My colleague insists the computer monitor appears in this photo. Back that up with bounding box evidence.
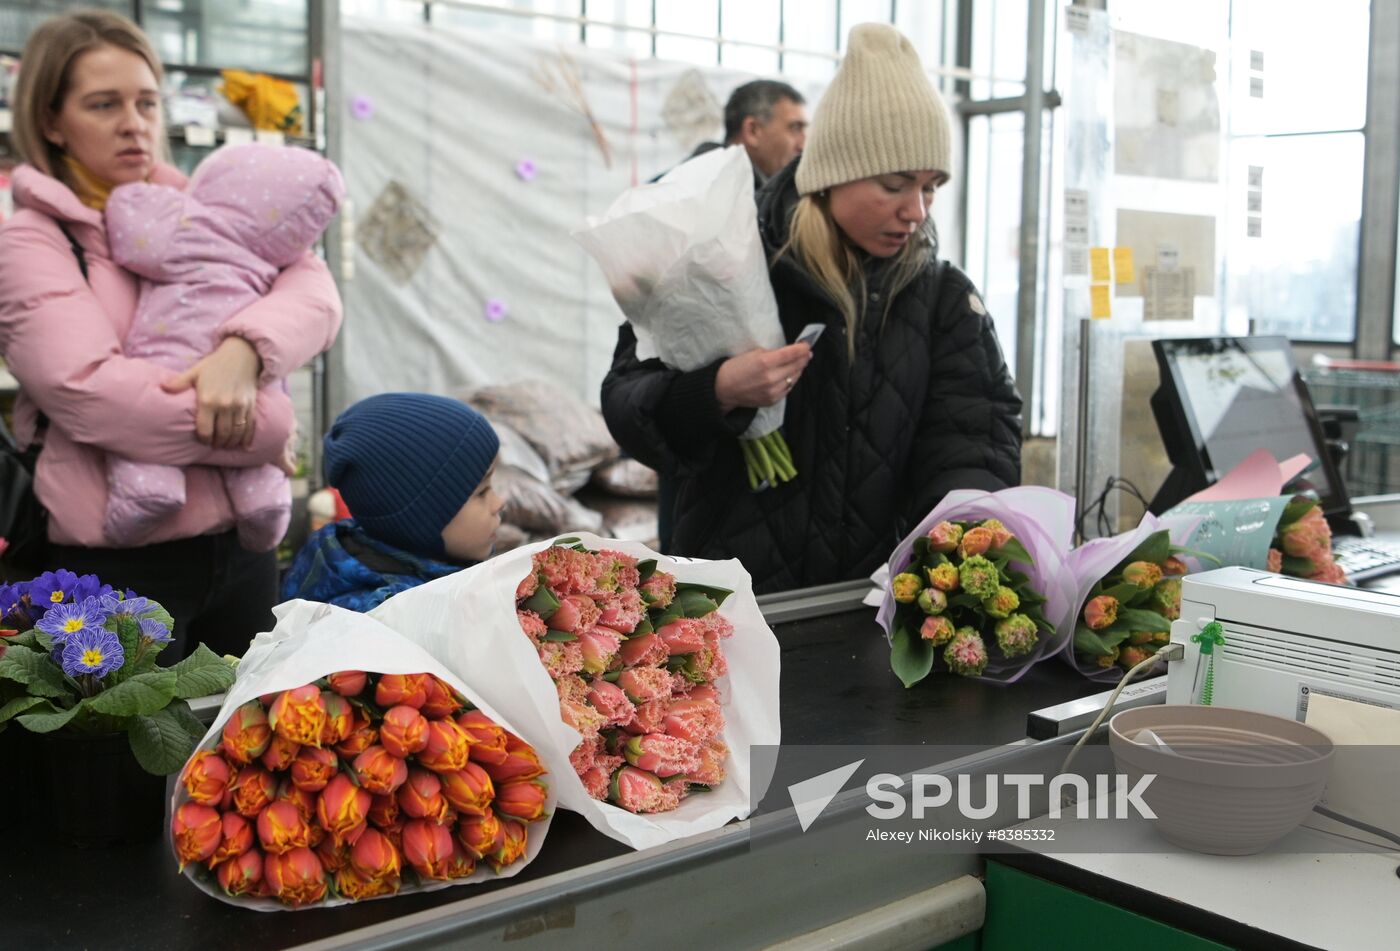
[1147,335,1349,515]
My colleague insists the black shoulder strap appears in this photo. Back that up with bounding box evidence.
[56,222,89,282]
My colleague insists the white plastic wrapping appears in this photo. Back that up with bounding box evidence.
[572,146,785,440]
[370,531,780,851]
[172,600,556,910]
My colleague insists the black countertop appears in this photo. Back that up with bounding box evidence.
[6,603,1104,949]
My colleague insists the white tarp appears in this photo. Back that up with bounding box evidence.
[335,19,806,412]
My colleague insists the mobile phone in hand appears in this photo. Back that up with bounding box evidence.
[797,323,826,347]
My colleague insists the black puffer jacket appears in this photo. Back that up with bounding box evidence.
[601,161,1022,593]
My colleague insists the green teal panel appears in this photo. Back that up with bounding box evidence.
[981,861,1231,951]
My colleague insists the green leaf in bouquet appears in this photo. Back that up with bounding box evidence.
[0,695,51,723]
[523,584,560,620]
[33,629,55,652]
[16,701,83,733]
[104,614,144,684]
[629,614,654,638]
[1074,624,1115,656]
[673,588,720,619]
[552,536,582,547]
[995,537,1034,566]
[128,707,200,775]
[1100,581,1145,606]
[1170,544,1221,567]
[636,559,658,583]
[650,602,685,628]
[1113,608,1172,634]
[1122,530,1171,567]
[1006,570,1031,588]
[1283,555,1316,576]
[1280,496,1317,526]
[672,582,733,608]
[949,593,983,611]
[890,623,935,688]
[0,645,72,699]
[171,644,236,700]
[542,630,578,643]
[85,669,178,717]
[912,536,931,563]
[601,670,623,683]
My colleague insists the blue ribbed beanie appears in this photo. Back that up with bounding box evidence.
[322,393,500,558]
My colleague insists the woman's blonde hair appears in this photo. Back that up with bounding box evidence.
[774,190,938,359]
[11,9,165,182]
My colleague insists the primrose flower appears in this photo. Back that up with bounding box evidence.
[59,625,124,678]
[29,569,79,607]
[36,598,108,646]
[138,617,173,644]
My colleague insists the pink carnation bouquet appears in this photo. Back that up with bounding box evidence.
[877,487,1077,686]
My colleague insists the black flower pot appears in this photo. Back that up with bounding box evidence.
[38,730,166,848]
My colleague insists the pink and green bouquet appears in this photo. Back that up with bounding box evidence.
[878,487,1077,687]
[1267,496,1347,585]
[1065,515,1209,681]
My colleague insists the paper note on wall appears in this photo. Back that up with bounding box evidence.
[1090,284,1112,319]
[1141,266,1196,321]
[1090,247,1111,283]
[1116,209,1215,298]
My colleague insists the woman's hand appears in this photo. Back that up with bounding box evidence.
[714,343,813,414]
[161,336,263,449]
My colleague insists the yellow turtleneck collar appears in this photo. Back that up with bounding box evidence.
[62,155,118,211]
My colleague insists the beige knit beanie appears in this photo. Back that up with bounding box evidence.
[795,23,953,196]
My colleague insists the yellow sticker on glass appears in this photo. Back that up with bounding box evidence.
[1090,283,1112,319]
[1090,247,1112,283]
[1113,246,1135,284]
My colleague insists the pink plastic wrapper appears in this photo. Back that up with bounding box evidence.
[876,487,1079,684]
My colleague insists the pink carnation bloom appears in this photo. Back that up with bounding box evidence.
[538,641,585,680]
[580,765,612,800]
[609,766,668,813]
[1309,560,1349,586]
[560,697,607,741]
[532,546,599,595]
[578,627,623,674]
[926,521,963,553]
[555,674,590,705]
[587,679,637,727]
[662,697,724,744]
[591,550,641,596]
[683,684,721,704]
[700,611,734,639]
[958,526,995,559]
[549,594,601,635]
[639,571,676,608]
[685,739,728,786]
[1281,507,1332,559]
[624,733,702,777]
[617,667,673,703]
[516,573,539,601]
[569,735,603,774]
[597,589,645,634]
[623,698,670,735]
[517,610,547,643]
[657,618,707,656]
[654,780,687,812]
[618,634,668,668]
[944,630,989,677]
[920,615,954,645]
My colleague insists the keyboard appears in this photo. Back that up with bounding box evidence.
[1331,535,1400,583]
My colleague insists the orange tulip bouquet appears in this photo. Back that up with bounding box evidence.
[370,532,781,851]
[170,602,554,909]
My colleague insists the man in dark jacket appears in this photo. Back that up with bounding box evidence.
[665,80,808,189]
[602,26,1021,595]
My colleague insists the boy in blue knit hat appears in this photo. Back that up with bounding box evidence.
[281,393,503,612]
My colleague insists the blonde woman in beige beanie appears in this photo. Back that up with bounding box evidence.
[603,23,1021,594]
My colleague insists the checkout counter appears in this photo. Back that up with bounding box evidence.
[7,565,1398,949]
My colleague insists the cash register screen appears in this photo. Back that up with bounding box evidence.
[1155,336,1345,512]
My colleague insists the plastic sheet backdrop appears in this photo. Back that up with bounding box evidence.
[369,532,780,851]
[335,19,819,413]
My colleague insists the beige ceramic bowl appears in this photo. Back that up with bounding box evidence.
[1109,705,1334,855]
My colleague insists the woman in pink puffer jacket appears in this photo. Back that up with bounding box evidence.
[0,11,342,658]
[104,143,344,550]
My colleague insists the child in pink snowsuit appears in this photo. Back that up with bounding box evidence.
[104,142,345,550]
